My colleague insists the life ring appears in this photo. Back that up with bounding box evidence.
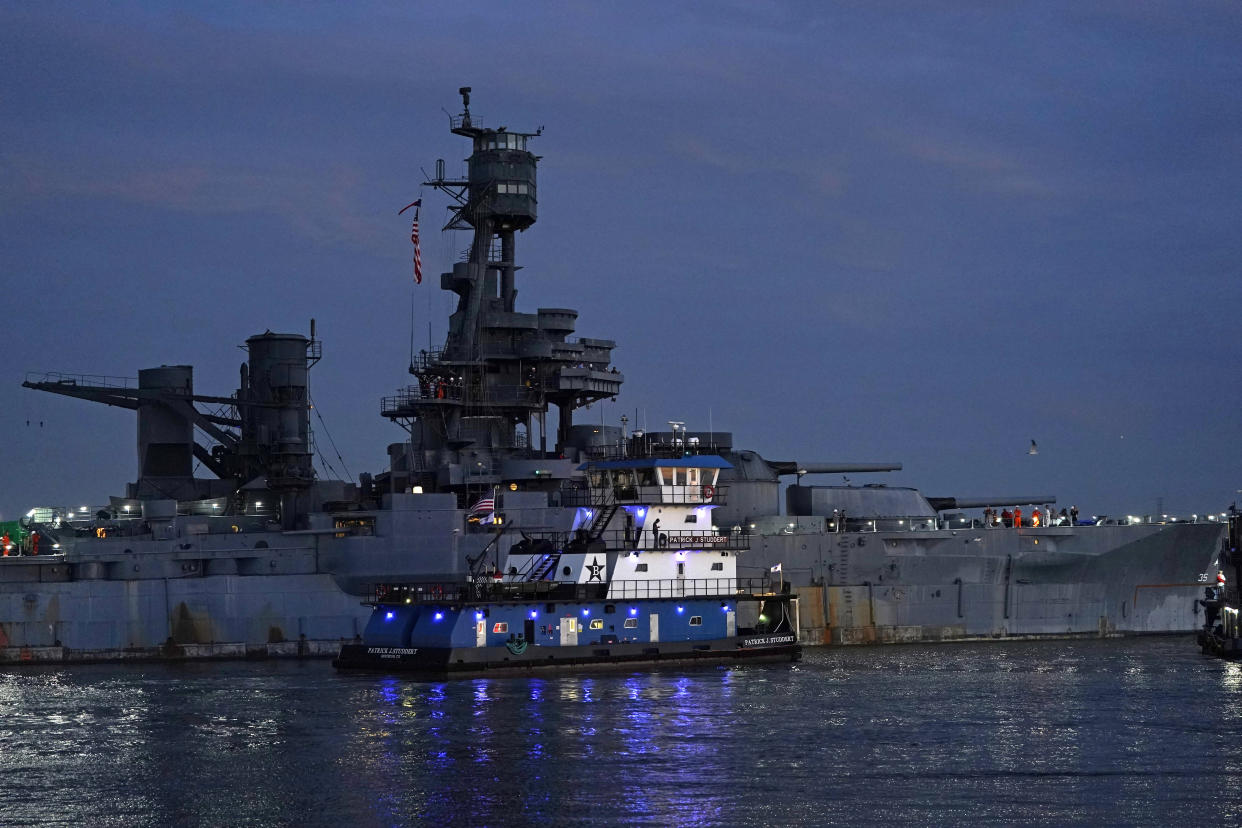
[702,485,715,500]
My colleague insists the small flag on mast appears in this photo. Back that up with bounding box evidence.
[469,492,497,525]
[411,203,422,284]
[770,562,782,573]
[400,199,423,284]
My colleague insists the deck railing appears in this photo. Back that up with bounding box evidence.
[369,576,784,606]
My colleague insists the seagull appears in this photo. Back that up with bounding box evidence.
[1028,440,1038,455]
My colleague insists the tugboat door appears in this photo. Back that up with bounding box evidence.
[559,617,578,646]
[524,617,535,643]
[649,613,659,643]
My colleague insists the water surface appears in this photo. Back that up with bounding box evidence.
[1,637,1237,826]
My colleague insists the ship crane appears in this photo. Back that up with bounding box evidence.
[23,327,321,524]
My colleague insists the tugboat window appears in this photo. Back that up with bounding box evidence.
[562,566,572,576]
[635,563,648,572]
[685,514,697,523]
[623,618,638,628]
[492,622,508,634]
[711,562,723,571]
[689,616,702,626]
[589,619,604,630]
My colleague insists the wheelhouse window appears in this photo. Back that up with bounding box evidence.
[623,618,638,629]
[589,619,604,630]
[635,563,648,572]
[711,562,723,571]
[492,622,508,634]
[689,616,703,626]
[484,133,527,151]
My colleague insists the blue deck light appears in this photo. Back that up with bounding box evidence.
[582,608,591,617]
[385,611,395,621]
[433,611,444,621]
[676,606,685,614]
[475,611,484,621]
[628,607,638,616]
[529,609,538,620]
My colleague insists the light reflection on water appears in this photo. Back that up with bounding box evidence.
[2,639,1242,825]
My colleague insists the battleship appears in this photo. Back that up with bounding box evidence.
[1,88,1226,665]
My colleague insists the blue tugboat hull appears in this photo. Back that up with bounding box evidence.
[333,634,799,677]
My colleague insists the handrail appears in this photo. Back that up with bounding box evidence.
[24,371,136,389]
[560,484,728,507]
[369,576,784,605]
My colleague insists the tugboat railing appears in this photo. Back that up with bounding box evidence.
[511,527,751,552]
[560,484,728,507]
[368,576,781,605]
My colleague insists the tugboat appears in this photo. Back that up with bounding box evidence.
[1197,508,1242,658]
[333,439,801,676]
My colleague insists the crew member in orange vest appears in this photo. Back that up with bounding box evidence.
[30,531,38,556]
[1032,508,1041,527]
[1013,507,1022,528]
[1,532,9,556]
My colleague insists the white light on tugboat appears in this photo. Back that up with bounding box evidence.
[79,506,88,512]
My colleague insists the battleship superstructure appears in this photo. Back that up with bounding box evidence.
[1,89,1226,664]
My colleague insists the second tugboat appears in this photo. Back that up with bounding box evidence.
[334,442,800,675]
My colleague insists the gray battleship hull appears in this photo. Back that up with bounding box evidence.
[753,521,1223,644]
[1,512,1222,664]
[0,536,369,664]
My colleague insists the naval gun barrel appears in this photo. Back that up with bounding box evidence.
[927,496,1057,511]
[769,461,903,476]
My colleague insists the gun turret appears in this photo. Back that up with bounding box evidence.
[768,461,902,476]
[926,496,1056,511]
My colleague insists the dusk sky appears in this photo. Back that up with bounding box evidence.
[2,2,1239,521]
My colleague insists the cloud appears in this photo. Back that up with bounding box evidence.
[4,153,390,249]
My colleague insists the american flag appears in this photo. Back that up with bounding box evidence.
[468,495,495,515]
[410,203,422,284]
